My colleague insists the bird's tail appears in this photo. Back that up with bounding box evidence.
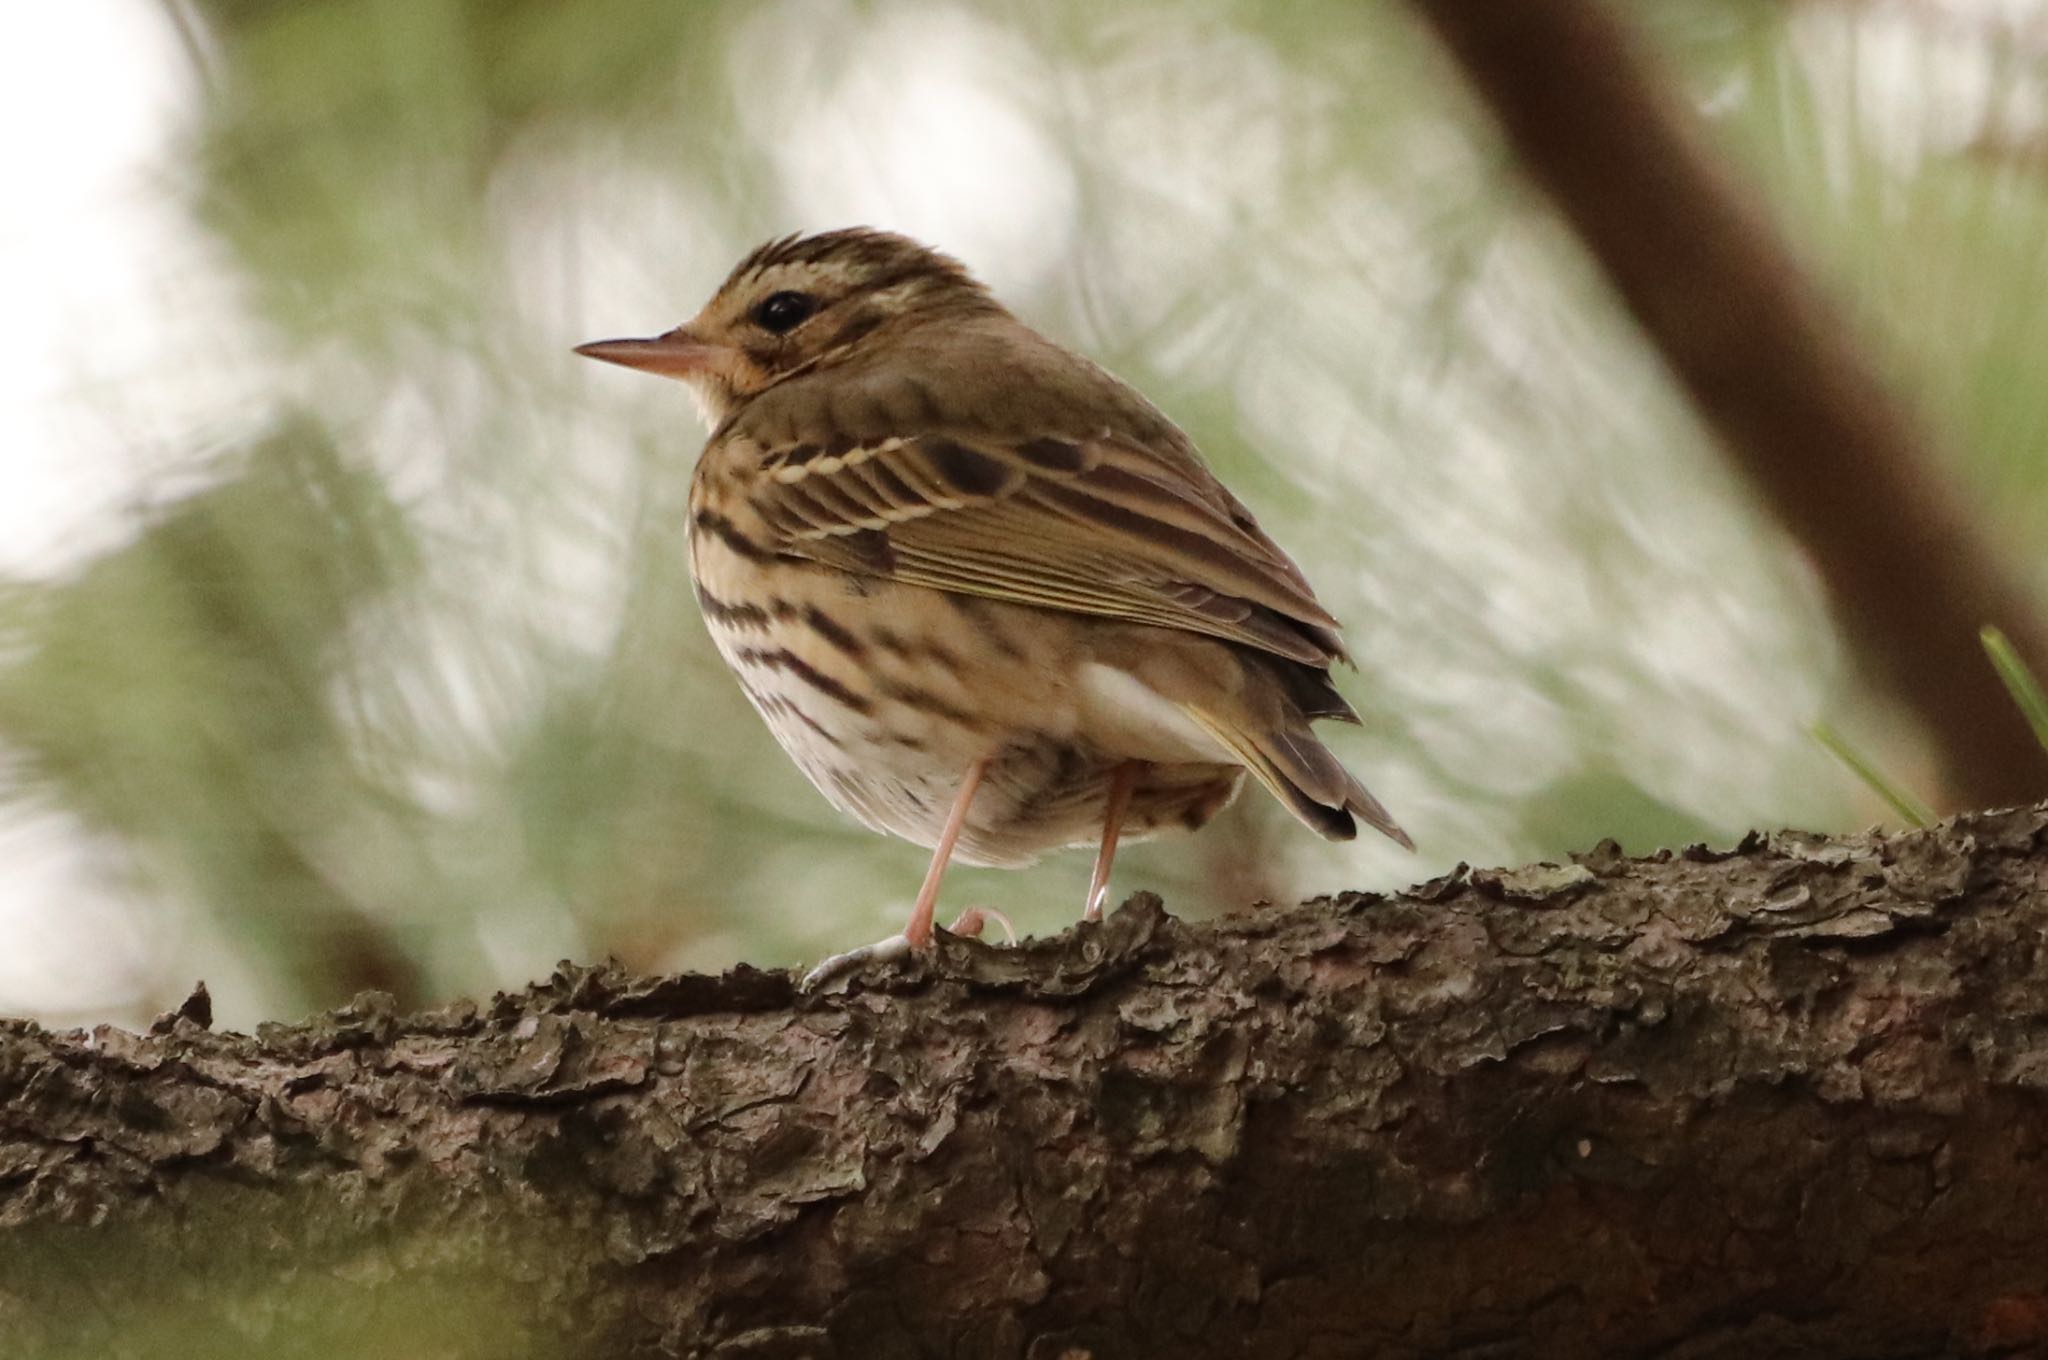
[1181,701,1412,850]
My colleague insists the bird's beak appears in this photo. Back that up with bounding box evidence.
[573,328,728,379]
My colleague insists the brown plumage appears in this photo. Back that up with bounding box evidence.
[577,228,1408,983]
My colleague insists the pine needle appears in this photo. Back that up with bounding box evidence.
[1981,626,2048,756]
[1811,723,1935,829]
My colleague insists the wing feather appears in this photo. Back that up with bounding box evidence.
[726,363,1350,665]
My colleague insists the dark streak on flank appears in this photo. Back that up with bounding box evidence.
[870,625,964,675]
[696,585,772,631]
[827,767,867,806]
[693,509,775,562]
[944,593,1025,660]
[734,646,874,715]
[801,604,866,659]
[777,699,844,748]
[877,677,977,729]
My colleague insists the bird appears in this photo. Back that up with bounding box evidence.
[576,228,1409,985]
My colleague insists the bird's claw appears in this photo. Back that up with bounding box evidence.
[800,932,916,992]
[799,906,1019,992]
[946,906,1017,945]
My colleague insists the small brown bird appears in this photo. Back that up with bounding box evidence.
[577,228,1408,984]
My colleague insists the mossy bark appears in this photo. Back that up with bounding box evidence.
[4,806,2048,1358]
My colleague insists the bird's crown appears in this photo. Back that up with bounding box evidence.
[721,228,987,308]
[702,228,1004,355]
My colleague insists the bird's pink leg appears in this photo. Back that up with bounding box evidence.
[902,754,992,948]
[802,755,992,989]
[1085,762,1139,922]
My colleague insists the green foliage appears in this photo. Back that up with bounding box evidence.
[0,418,428,1006]
[1810,723,1935,830]
[1810,631,2048,828]
[1982,626,2048,756]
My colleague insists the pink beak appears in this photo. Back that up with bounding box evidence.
[573,329,728,378]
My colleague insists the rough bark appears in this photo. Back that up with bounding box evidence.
[4,806,2048,1359]
[1407,0,2048,812]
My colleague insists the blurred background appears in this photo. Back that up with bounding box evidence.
[3,0,2045,1029]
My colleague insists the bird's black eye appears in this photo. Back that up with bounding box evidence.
[751,290,818,335]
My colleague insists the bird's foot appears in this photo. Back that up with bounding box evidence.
[800,932,916,992]
[945,905,1016,945]
[799,906,1018,992]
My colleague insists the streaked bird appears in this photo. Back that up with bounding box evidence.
[577,229,1408,984]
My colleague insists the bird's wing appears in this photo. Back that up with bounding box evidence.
[724,375,1348,666]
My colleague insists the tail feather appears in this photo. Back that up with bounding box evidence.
[1184,707,1412,851]
[1339,768,1414,851]
[1274,660,1362,725]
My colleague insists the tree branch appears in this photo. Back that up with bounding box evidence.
[6,807,2048,1356]
[1407,0,2048,811]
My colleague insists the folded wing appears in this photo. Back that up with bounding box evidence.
[732,414,1349,668]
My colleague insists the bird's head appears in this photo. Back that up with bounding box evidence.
[575,228,1002,425]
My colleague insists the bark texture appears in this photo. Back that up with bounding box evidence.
[5,806,2048,1358]
[1408,0,2048,812]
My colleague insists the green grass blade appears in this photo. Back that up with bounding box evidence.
[1811,723,1936,828]
[1981,625,2048,755]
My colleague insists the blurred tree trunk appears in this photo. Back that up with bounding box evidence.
[4,806,2048,1358]
[1408,0,2048,812]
